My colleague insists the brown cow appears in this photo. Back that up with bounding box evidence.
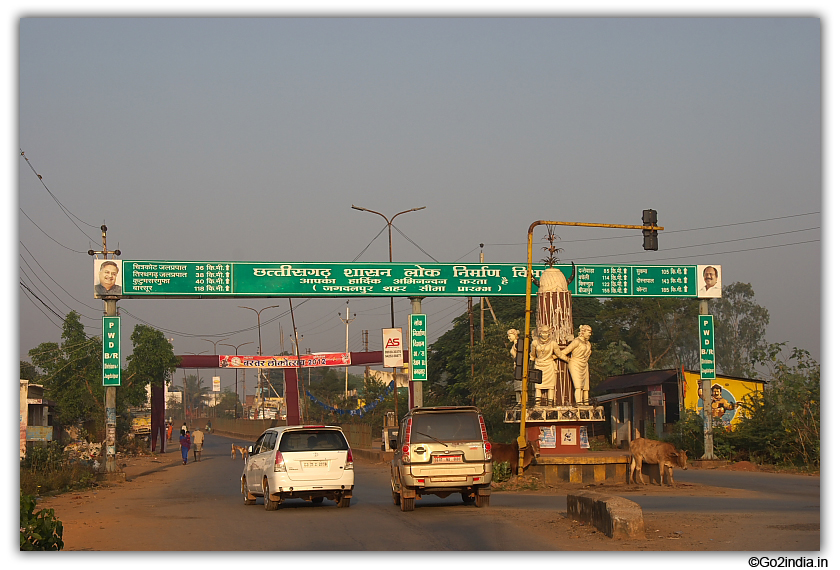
[491,439,541,475]
[629,438,688,486]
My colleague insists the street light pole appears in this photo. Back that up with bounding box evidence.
[339,301,356,398]
[203,338,229,418]
[351,205,426,328]
[239,305,279,419]
[183,351,207,426]
[351,205,426,422]
[220,341,253,419]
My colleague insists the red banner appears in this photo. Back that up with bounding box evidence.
[218,353,350,369]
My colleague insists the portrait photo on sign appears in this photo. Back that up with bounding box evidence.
[94,259,123,298]
[697,264,722,298]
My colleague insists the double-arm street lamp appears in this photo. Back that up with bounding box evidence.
[239,305,279,418]
[351,205,426,327]
[351,205,426,421]
[203,338,229,417]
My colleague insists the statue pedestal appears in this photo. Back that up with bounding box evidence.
[505,405,604,455]
[526,422,591,454]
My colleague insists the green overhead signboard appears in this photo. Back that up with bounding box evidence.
[116,261,702,298]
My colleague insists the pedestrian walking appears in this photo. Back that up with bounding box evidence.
[167,422,173,442]
[180,429,191,465]
[192,428,205,462]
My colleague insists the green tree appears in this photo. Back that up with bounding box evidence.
[589,340,639,389]
[731,344,820,468]
[29,312,104,435]
[710,282,770,377]
[214,388,240,419]
[467,322,520,442]
[124,324,179,406]
[171,374,211,419]
[20,360,40,381]
[598,297,696,371]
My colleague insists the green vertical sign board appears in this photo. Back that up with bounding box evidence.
[699,315,716,380]
[103,316,121,386]
[410,314,427,382]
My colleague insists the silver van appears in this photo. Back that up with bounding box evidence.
[389,406,493,511]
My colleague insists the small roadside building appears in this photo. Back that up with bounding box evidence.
[19,380,60,459]
[592,369,765,446]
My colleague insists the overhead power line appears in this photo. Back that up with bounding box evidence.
[20,149,99,238]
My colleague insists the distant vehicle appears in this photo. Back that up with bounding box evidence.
[241,425,354,510]
[130,411,151,438]
[389,406,493,511]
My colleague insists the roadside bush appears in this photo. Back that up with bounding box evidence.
[20,440,99,496]
[20,490,64,551]
[732,346,820,469]
[492,461,512,482]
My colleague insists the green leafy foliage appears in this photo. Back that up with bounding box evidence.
[492,461,512,482]
[28,312,104,433]
[710,282,770,377]
[729,345,820,468]
[20,491,64,551]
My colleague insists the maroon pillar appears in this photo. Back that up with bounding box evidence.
[150,383,166,452]
[284,368,300,425]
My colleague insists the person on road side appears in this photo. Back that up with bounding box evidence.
[192,428,205,462]
[180,430,191,465]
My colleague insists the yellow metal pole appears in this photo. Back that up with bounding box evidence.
[518,221,540,474]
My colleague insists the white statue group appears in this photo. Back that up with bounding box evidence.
[508,323,593,407]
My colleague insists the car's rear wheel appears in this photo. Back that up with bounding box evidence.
[263,480,280,511]
[311,496,324,504]
[399,493,415,512]
[242,478,256,505]
[475,493,490,508]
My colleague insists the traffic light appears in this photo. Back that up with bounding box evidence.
[642,209,658,251]
[513,338,542,383]
[513,338,524,380]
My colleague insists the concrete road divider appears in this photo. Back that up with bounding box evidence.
[566,492,645,539]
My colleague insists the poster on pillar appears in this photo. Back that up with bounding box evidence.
[383,328,404,368]
[409,314,427,382]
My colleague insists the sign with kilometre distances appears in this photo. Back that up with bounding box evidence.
[115,261,704,298]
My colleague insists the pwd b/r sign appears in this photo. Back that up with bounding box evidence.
[410,314,427,382]
[102,317,121,386]
[698,315,715,380]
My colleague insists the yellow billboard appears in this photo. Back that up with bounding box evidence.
[683,371,764,430]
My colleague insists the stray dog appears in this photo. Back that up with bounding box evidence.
[231,444,249,461]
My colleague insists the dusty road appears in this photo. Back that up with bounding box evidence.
[34,433,820,553]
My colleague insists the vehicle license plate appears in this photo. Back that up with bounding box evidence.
[432,455,462,464]
[302,460,328,468]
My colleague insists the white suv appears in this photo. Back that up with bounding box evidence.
[241,425,354,510]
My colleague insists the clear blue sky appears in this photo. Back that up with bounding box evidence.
[13,14,824,394]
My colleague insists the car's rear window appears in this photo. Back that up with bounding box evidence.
[279,430,349,452]
[410,412,481,442]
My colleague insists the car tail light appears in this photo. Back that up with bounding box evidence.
[345,448,354,470]
[402,418,412,463]
[478,415,492,461]
[274,450,286,472]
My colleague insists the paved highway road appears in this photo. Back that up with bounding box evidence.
[39,432,820,551]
